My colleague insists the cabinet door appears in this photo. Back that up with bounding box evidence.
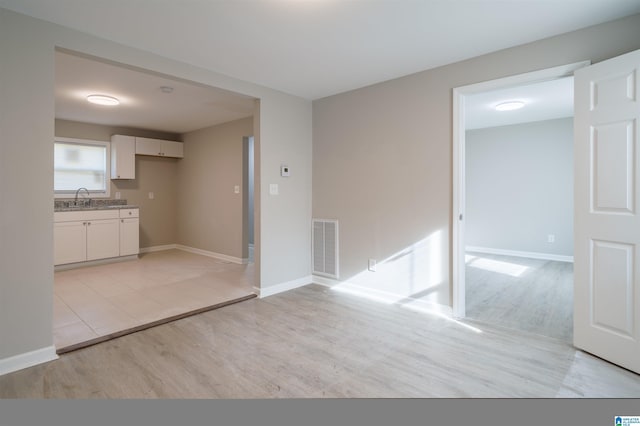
[162,140,184,158]
[54,221,87,265]
[135,137,162,156]
[86,219,120,261]
[119,218,140,256]
[111,135,136,179]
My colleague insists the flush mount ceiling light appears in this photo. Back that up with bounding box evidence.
[86,94,120,106]
[495,101,525,111]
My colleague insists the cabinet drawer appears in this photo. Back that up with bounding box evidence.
[54,209,119,222]
[119,208,139,218]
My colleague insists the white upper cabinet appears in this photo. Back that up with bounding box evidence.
[111,135,136,179]
[135,137,184,158]
[161,140,184,158]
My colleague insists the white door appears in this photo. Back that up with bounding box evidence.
[135,137,162,156]
[86,219,120,261]
[161,140,184,158]
[119,218,140,256]
[54,221,87,265]
[574,48,640,374]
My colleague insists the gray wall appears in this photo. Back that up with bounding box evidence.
[465,118,574,256]
[178,117,253,260]
[0,9,55,360]
[313,14,640,308]
[0,8,311,366]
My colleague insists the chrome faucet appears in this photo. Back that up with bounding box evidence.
[74,187,90,206]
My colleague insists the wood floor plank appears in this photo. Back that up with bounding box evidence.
[466,252,574,341]
[1,284,639,398]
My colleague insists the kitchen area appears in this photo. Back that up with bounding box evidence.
[52,50,258,352]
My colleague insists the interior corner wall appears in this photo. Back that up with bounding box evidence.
[54,119,181,249]
[0,7,312,369]
[258,95,313,287]
[0,8,55,360]
[465,118,574,257]
[312,13,640,308]
[177,117,253,260]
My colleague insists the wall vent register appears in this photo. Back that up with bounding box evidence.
[312,219,339,279]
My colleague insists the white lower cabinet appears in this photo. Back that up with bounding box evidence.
[119,208,140,256]
[86,219,120,261]
[54,208,139,266]
[54,221,87,265]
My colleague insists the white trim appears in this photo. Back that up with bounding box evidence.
[139,244,178,254]
[135,244,250,264]
[54,254,138,271]
[452,61,590,319]
[313,275,454,317]
[466,246,574,263]
[452,87,466,318]
[254,275,313,298]
[0,346,58,377]
[176,245,248,264]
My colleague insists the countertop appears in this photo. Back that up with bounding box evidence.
[54,204,139,212]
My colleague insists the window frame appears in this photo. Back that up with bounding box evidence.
[54,137,111,199]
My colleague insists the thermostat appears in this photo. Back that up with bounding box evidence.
[281,165,290,177]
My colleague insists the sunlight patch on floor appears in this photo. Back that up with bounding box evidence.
[331,283,482,334]
[466,255,529,277]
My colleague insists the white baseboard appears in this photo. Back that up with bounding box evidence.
[139,244,248,264]
[139,244,177,254]
[466,246,574,263]
[0,346,58,377]
[54,254,139,271]
[176,245,248,265]
[255,275,313,298]
[313,275,453,317]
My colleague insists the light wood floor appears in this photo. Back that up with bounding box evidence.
[466,252,573,341]
[2,284,639,398]
[54,249,255,351]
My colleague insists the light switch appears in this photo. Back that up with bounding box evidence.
[269,184,279,195]
[234,185,240,194]
[148,192,155,200]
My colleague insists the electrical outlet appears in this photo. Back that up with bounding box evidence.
[234,185,240,194]
[368,258,377,272]
[547,234,555,243]
[115,192,121,200]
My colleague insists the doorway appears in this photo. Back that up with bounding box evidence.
[244,136,255,263]
[452,62,590,340]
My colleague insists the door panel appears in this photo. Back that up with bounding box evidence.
[592,121,634,213]
[86,219,120,261]
[574,48,640,373]
[54,221,86,265]
[591,240,634,337]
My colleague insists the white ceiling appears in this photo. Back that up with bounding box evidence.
[56,51,256,133]
[2,0,640,100]
[465,77,574,130]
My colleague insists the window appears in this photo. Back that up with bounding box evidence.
[54,137,110,198]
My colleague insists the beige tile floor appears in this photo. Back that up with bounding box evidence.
[54,249,256,351]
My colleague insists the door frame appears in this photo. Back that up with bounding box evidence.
[451,61,590,318]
